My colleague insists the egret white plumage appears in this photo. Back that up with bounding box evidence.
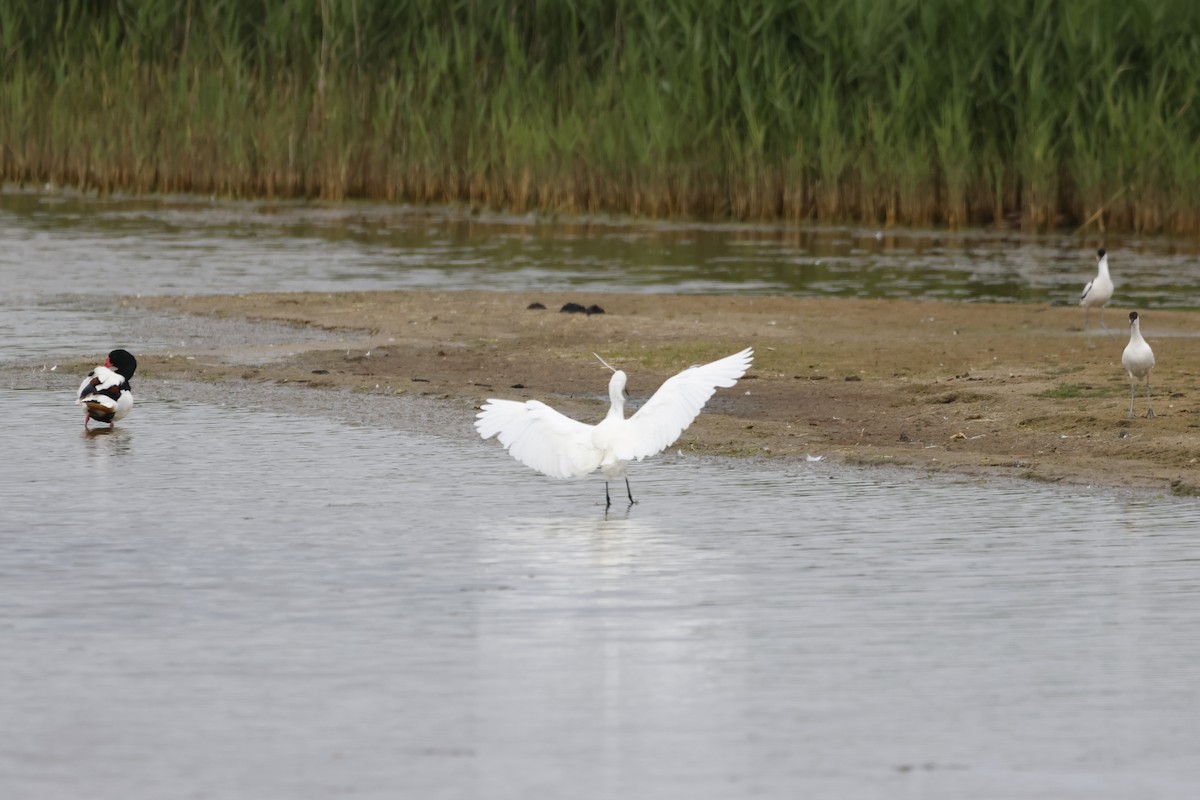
[77,349,137,429]
[1080,248,1115,343]
[475,347,753,508]
[1120,311,1155,419]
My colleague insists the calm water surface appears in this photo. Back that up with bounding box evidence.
[1,388,1198,799]
[3,189,1200,362]
[3,189,1199,798]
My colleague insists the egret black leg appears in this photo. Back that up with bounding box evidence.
[604,482,612,510]
[625,478,636,505]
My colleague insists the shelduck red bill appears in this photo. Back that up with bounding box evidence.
[77,349,137,429]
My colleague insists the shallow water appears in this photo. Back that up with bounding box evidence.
[2,387,1198,799]
[3,189,1199,362]
[4,188,1200,797]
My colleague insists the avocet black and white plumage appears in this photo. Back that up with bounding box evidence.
[475,348,753,509]
[77,349,137,429]
[1080,248,1115,342]
[1121,312,1155,419]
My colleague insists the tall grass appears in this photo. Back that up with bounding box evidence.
[2,0,1199,232]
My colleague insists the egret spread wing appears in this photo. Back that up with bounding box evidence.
[475,399,603,479]
[620,347,753,461]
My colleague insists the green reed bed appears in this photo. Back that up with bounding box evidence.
[2,0,1199,232]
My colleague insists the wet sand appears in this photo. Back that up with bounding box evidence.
[121,290,1200,495]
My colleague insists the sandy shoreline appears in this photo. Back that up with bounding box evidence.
[103,290,1200,496]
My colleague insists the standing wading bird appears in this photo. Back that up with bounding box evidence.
[475,348,753,509]
[77,349,137,429]
[1121,312,1155,418]
[1080,248,1115,344]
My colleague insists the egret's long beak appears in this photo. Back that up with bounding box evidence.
[593,353,618,373]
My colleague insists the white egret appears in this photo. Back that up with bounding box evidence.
[1080,248,1115,343]
[475,347,753,508]
[77,349,137,429]
[1121,311,1155,418]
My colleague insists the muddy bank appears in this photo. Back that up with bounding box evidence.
[120,290,1200,495]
